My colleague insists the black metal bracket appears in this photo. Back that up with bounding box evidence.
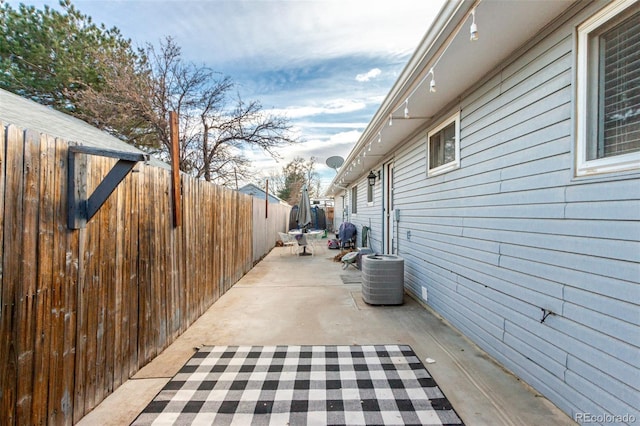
[67,146,148,229]
[540,308,555,323]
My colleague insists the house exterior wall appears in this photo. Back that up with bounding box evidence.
[333,194,345,232]
[348,178,384,251]
[347,3,639,421]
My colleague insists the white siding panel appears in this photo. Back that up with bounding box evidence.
[501,255,637,302]
[500,244,638,282]
[463,91,571,156]
[564,286,640,324]
[500,33,573,93]
[500,170,571,193]
[481,333,578,415]
[463,122,572,169]
[457,276,547,323]
[462,217,640,242]
[405,244,567,310]
[503,322,567,378]
[565,200,640,221]
[562,302,639,347]
[567,356,639,408]
[550,319,638,384]
[463,227,640,263]
[566,178,640,202]
[464,65,572,140]
[504,306,639,373]
[500,152,572,181]
[565,371,640,421]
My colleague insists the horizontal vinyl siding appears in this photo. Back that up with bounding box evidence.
[349,179,383,252]
[391,7,639,423]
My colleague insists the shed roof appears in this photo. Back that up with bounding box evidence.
[0,88,167,169]
[238,183,288,205]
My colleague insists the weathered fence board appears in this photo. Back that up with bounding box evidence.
[33,133,55,425]
[1,124,25,425]
[0,124,288,424]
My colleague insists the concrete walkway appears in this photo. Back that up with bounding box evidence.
[79,247,576,425]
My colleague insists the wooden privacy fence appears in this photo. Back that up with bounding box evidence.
[252,198,291,264]
[0,124,287,424]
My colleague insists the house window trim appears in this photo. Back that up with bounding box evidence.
[427,111,461,177]
[575,0,640,177]
[351,185,358,215]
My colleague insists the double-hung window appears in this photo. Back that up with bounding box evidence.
[428,112,460,176]
[576,0,640,176]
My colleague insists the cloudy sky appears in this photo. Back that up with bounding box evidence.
[11,0,445,189]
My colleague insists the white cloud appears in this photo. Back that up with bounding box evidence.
[22,0,446,193]
[325,130,363,146]
[59,0,444,70]
[295,121,368,129]
[356,68,382,82]
[267,99,367,119]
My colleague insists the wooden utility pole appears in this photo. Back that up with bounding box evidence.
[169,111,182,227]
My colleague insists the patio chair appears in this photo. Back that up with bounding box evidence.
[341,251,359,269]
[307,231,324,256]
[278,232,298,256]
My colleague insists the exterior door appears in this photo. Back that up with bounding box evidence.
[383,162,395,254]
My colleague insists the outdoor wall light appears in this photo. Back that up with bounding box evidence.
[367,170,378,187]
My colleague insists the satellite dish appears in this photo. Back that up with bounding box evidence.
[325,156,344,171]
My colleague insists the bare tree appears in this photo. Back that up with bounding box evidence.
[146,37,299,184]
[69,35,298,184]
[274,157,321,205]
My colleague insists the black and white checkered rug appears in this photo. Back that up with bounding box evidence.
[132,345,464,426]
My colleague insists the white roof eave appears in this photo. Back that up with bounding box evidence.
[327,0,575,196]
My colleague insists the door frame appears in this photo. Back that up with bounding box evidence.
[383,161,395,254]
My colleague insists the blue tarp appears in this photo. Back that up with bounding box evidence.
[338,222,357,248]
[290,205,327,230]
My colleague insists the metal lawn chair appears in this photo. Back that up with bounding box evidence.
[307,231,324,256]
[278,232,298,256]
[341,251,359,269]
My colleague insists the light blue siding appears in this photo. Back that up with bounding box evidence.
[348,178,384,252]
[357,3,640,422]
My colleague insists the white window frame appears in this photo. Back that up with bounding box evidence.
[575,0,640,176]
[351,185,358,215]
[427,111,461,177]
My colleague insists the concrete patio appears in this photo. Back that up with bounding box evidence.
[79,246,577,425]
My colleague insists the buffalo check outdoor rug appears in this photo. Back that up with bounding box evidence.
[132,345,464,426]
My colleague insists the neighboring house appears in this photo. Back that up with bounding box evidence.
[328,0,639,423]
[238,183,288,205]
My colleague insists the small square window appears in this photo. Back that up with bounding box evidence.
[428,112,460,176]
[576,0,640,176]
